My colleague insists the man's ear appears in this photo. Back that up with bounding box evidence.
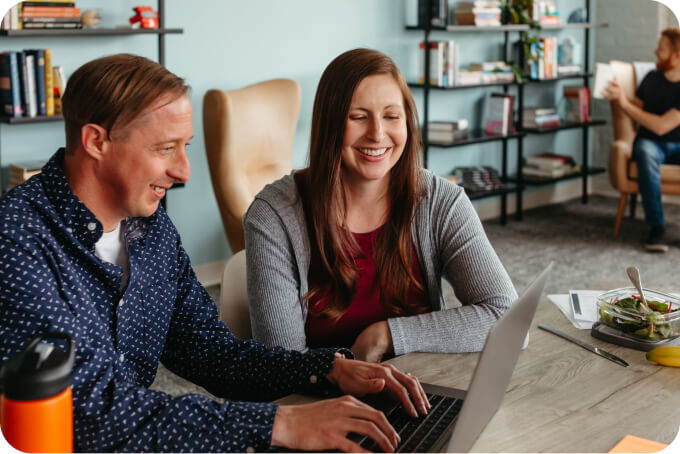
[80,124,109,160]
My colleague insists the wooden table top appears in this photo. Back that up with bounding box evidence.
[276,302,680,452]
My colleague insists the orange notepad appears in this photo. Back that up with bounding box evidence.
[609,434,668,453]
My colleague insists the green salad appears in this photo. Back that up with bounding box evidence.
[599,295,680,341]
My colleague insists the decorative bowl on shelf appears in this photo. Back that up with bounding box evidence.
[596,287,680,343]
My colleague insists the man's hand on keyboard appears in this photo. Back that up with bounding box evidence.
[271,396,399,453]
[326,355,431,418]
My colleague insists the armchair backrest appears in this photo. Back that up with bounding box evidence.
[203,79,301,253]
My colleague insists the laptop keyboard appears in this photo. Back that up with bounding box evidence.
[357,393,464,453]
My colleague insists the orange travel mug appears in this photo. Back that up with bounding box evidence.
[0,332,75,453]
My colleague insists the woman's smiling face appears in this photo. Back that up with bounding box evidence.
[340,74,407,187]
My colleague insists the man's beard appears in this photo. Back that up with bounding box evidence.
[657,56,674,71]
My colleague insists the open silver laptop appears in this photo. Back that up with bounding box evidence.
[354,262,552,453]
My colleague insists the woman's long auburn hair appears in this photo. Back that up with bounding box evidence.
[296,48,426,320]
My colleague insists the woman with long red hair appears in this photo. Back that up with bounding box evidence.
[244,48,517,362]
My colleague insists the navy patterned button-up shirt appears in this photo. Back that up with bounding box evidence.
[0,149,344,452]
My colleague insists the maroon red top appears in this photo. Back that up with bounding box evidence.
[305,226,428,349]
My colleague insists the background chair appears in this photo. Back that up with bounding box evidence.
[203,79,301,253]
[608,60,680,237]
[218,250,251,339]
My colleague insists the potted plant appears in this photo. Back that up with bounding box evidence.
[500,0,541,82]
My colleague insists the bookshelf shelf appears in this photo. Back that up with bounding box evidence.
[521,119,606,134]
[428,130,525,148]
[405,22,607,32]
[0,28,183,37]
[507,167,606,186]
[0,114,63,124]
[540,22,609,30]
[0,0,182,210]
[525,73,593,83]
[408,81,518,90]
[406,24,530,32]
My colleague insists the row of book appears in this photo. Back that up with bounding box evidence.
[418,41,514,87]
[0,49,66,118]
[408,0,504,28]
[522,153,580,179]
[411,0,448,27]
[527,36,558,80]
[451,166,505,193]
[453,1,502,26]
[418,40,459,87]
[1,1,82,30]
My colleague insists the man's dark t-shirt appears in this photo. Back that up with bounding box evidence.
[635,69,680,142]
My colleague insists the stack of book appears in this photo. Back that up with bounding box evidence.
[7,160,45,189]
[522,153,580,179]
[452,166,505,193]
[522,107,560,129]
[456,70,484,85]
[418,40,459,87]
[1,1,82,30]
[468,61,514,83]
[532,0,560,25]
[22,1,82,29]
[427,120,469,144]
[562,85,591,123]
[484,92,514,136]
[455,61,513,86]
[453,1,502,26]
[0,49,65,119]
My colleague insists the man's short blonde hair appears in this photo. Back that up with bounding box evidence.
[662,27,680,52]
[61,54,189,153]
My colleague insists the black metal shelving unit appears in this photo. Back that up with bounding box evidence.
[0,0,183,207]
[409,0,607,223]
[408,22,524,226]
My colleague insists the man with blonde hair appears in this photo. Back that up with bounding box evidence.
[606,27,680,252]
[0,54,429,452]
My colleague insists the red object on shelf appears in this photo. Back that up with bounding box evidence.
[129,6,159,29]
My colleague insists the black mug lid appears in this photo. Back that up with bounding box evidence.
[0,332,75,401]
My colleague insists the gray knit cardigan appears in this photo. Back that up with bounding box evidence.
[243,169,518,355]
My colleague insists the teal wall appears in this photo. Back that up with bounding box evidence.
[0,0,596,265]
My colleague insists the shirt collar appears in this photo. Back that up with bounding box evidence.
[41,148,156,249]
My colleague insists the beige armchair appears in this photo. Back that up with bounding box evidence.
[218,250,251,339]
[608,61,680,237]
[203,79,301,252]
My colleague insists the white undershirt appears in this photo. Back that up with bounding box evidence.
[94,222,130,290]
